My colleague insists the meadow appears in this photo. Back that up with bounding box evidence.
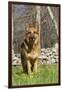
[12,63,59,86]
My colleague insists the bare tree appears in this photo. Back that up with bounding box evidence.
[47,6,58,36]
[36,6,41,54]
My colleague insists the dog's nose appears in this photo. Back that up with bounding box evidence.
[30,33,34,38]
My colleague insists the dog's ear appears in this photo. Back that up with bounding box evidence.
[25,22,39,32]
[36,23,39,32]
[26,22,35,31]
[25,23,29,32]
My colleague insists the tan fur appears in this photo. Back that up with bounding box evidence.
[21,23,40,74]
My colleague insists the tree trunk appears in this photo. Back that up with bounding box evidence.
[47,6,58,36]
[36,6,41,54]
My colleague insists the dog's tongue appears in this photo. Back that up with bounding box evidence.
[30,38,33,41]
[29,38,34,45]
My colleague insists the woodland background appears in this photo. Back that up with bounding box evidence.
[12,4,59,53]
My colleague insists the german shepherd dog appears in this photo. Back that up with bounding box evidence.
[21,23,40,74]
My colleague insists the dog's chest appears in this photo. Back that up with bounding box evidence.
[26,49,38,59]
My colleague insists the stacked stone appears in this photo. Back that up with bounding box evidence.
[12,53,21,65]
[39,43,58,64]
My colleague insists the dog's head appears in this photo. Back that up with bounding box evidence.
[25,23,39,44]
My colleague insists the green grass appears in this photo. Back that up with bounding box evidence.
[12,63,59,86]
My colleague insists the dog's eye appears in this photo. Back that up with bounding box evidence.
[34,31,36,34]
[34,31,38,34]
[26,32,30,34]
[28,32,31,34]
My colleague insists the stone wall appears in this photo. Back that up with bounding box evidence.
[12,43,58,65]
[39,43,58,64]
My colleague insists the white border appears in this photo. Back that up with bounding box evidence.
[0,0,62,90]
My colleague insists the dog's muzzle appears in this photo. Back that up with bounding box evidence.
[29,36,35,41]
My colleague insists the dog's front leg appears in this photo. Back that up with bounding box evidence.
[33,60,37,73]
[27,60,31,74]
